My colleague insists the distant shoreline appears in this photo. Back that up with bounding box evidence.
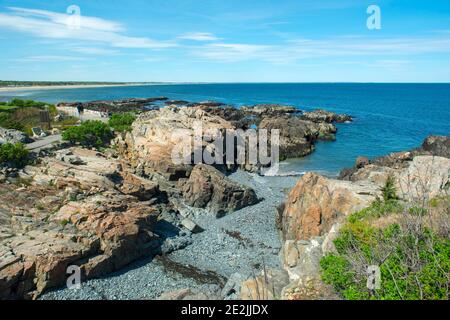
[0,83,156,93]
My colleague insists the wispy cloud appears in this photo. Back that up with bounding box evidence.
[18,55,87,62]
[0,7,176,49]
[194,43,272,62]
[193,36,450,63]
[179,32,219,41]
[68,46,119,55]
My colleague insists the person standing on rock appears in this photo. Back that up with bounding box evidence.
[77,104,84,122]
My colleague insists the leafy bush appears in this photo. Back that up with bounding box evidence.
[108,113,136,132]
[0,142,29,167]
[320,201,450,300]
[62,120,113,147]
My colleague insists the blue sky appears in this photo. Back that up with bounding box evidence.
[0,0,449,82]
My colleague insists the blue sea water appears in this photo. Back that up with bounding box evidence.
[1,83,449,177]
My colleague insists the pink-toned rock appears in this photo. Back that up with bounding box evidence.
[281,173,378,241]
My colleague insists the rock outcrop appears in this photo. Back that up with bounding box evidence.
[259,117,337,159]
[177,164,259,216]
[280,173,378,242]
[301,109,352,123]
[115,106,234,180]
[0,127,32,145]
[340,135,450,180]
[277,137,450,299]
[56,97,168,113]
[240,104,297,118]
[0,147,166,299]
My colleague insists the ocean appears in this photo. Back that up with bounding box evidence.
[1,83,449,177]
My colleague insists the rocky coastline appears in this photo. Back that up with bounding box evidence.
[1,98,448,300]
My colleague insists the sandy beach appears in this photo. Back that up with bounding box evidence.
[0,83,152,93]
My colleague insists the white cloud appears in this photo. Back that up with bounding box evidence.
[19,55,87,62]
[0,7,176,49]
[193,36,450,63]
[179,32,219,41]
[194,43,272,62]
[69,47,119,55]
[8,7,125,32]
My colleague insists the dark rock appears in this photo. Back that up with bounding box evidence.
[259,116,337,159]
[57,97,168,113]
[241,104,298,118]
[301,109,352,123]
[177,164,259,216]
[355,156,369,168]
[339,135,450,180]
[418,135,450,158]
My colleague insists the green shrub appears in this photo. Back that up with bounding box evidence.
[108,113,136,132]
[348,199,402,223]
[320,201,450,300]
[62,120,113,147]
[381,175,398,201]
[0,142,29,167]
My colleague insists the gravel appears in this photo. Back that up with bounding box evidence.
[40,170,299,300]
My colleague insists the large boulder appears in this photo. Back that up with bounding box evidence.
[280,172,378,241]
[259,117,337,159]
[115,106,235,180]
[177,164,259,216]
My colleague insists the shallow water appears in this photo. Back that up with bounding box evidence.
[2,83,449,176]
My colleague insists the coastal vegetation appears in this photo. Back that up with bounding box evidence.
[108,112,136,132]
[0,142,29,167]
[320,179,450,300]
[62,120,113,147]
[0,99,78,135]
